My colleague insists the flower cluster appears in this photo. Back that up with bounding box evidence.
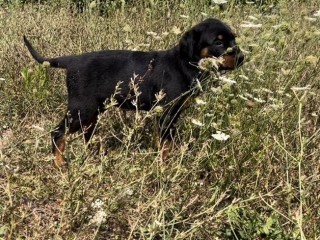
[89,199,107,226]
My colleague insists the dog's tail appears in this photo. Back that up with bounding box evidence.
[23,36,69,69]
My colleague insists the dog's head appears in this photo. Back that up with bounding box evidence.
[179,18,244,70]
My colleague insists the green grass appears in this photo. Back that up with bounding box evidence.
[0,0,320,239]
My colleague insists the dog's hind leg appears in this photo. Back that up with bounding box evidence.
[158,94,192,160]
[158,104,183,160]
[51,118,68,168]
[51,103,99,168]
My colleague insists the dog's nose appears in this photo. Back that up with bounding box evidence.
[235,52,244,67]
[231,45,244,67]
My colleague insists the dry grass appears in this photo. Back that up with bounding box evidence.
[0,0,320,239]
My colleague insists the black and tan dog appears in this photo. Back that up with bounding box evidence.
[24,18,244,167]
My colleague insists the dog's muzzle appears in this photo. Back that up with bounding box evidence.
[220,46,244,70]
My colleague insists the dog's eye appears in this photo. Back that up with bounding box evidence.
[214,40,224,47]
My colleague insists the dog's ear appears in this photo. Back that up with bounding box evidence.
[179,29,200,60]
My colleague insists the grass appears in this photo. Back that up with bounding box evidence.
[0,0,320,239]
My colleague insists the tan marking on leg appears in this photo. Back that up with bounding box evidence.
[53,136,67,168]
[160,140,173,161]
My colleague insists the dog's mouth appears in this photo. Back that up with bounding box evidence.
[199,47,244,71]
[198,54,244,72]
[219,53,244,70]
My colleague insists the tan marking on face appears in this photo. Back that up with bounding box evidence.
[217,34,224,40]
[53,136,67,168]
[200,47,211,58]
[221,55,236,69]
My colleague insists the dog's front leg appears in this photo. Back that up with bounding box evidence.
[51,105,99,168]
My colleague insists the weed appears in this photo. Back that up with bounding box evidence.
[20,63,51,108]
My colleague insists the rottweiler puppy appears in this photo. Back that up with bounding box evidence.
[24,18,244,167]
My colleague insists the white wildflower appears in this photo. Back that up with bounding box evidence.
[131,72,139,81]
[90,210,107,225]
[124,188,134,196]
[261,88,273,94]
[152,35,162,40]
[125,39,133,44]
[123,24,132,32]
[162,32,169,37]
[248,43,259,48]
[267,47,277,53]
[0,129,13,150]
[191,119,204,127]
[198,57,223,71]
[155,220,162,226]
[212,131,230,141]
[252,89,261,93]
[155,89,166,101]
[238,95,249,101]
[195,97,207,105]
[270,103,284,110]
[211,86,222,93]
[146,31,157,36]
[248,16,259,21]
[226,47,234,54]
[276,89,284,94]
[212,0,228,4]
[195,78,203,92]
[239,75,249,80]
[131,99,138,107]
[253,97,266,103]
[272,24,283,29]
[138,43,151,47]
[171,26,182,35]
[219,76,237,85]
[180,14,189,19]
[240,21,262,28]
[89,198,107,225]
[92,199,104,209]
[89,0,97,10]
[280,68,290,76]
[31,125,45,131]
[304,17,317,22]
[314,10,320,17]
[211,122,219,128]
[42,61,50,67]
[291,85,312,91]
[305,55,318,66]
[244,93,254,99]
[153,106,164,114]
[254,69,264,76]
